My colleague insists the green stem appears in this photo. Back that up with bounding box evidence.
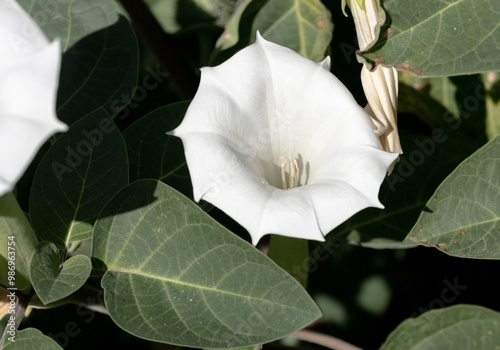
[289,329,363,350]
[267,235,309,288]
[0,291,30,347]
[118,0,199,99]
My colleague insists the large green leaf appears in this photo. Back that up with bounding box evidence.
[251,0,333,61]
[30,109,128,249]
[402,136,500,258]
[56,16,138,125]
[0,193,38,292]
[2,328,63,350]
[18,0,138,125]
[123,102,192,198]
[18,0,121,51]
[92,179,321,348]
[30,242,91,305]
[381,305,500,349]
[361,0,500,77]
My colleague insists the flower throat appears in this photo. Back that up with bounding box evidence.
[280,153,299,190]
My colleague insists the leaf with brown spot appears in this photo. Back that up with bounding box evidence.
[361,0,500,77]
[402,136,500,259]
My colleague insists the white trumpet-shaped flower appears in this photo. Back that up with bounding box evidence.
[169,33,398,245]
[347,0,402,162]
[0,0,67,197]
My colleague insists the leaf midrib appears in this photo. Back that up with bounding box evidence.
[106,268,310,311]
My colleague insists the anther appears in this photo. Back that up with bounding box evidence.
[293,159,299,188]
[279,154,300,190]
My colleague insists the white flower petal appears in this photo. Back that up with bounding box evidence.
[0,0,49,65]
[0,0,67,196]
[172,33,398,244]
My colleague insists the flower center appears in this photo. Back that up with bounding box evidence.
[279,153,299,190]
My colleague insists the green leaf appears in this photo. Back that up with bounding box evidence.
[56,16,139,125]
[17,0,139,125]
[0,193,38,292]
[30,109,128,249]
[398,73,488,146]
[2,328,63,350]
[215,0,254,51]
[123,102,192,198]
[191,0,237,22]
[18,0,122,52]
[402,136,500,258]
[251,0,333,61]
[144,0,182,33]
[93,179,321,348]
[145,0,218,33]
[361,0,500,77]
[30,242,91,305]
[381,305,500,349]
[428,77,460,119]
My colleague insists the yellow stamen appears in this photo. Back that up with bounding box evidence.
[280,156,287,190]
[279,154,300,190]
[293,159,299,188]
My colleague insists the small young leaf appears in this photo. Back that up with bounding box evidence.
[30,109,128,249]
[93,179,321,348]
[381,305,500,349]
[2,328,63,350]
[403,135,500,258]
[30,241,91,305]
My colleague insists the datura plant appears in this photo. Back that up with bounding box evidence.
[0,0,67,196]
[170,33,398,245]
[2,0,500,349]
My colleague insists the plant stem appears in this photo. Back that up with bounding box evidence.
[29,284,108,315]
[0,292,30,347]
[289,330,363,350]
[118,0,199,99]
[267,235,309,288]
